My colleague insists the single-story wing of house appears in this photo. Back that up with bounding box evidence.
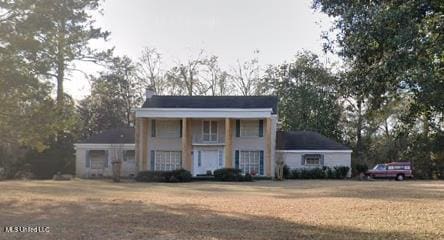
[75,91,352,178]
[75,128,136,178]
[276,131,352,177]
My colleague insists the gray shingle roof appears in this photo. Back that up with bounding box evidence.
[81,128,135,144]
[276,130,351,150]
[79,128,350,151]
[142,96,278,114]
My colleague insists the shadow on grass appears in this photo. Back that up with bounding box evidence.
[0,198,430,240]
[139,179,444,201]
[3,179,444,202]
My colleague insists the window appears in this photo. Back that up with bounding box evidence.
[157,120,181,138]
[123,150,135,162]
[154,151,182,171]
[304,154,321,166]
[203,120,218,142]
[388,165,410,170]
[89,150,106,169]
[240,120,259,137]
[373,164,387,170]
[239,151,260,174]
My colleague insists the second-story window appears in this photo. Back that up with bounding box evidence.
[240,120,259,137]
[157,120,181,138]
[203,120,217,142]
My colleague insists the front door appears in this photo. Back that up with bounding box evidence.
[194,150,220,175]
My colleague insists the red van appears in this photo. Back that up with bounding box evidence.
[366,162,413,181]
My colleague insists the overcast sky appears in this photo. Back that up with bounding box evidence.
[66,0,333,100]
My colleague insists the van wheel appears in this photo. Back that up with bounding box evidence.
[396,174,404,181]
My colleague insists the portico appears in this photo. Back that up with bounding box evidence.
[135,102,276,177]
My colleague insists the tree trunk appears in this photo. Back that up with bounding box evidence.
[384,119,390,139]
[188,69,193,96]
[423,112,433,178]
[56,20,66,106]
[56,61,64,105]
[356,97,365,165]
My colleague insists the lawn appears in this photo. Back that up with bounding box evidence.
[0,180,443,240]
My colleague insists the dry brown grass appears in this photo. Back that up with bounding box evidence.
[0,179,443,240]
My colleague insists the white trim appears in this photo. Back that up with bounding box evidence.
[192,143,225,146]
[135,108,274,118]
[74,143,135,149]
[277,150,352,153]
[135,108,272,112]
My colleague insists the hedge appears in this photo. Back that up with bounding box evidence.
[287,166,350,179]
[135,169,192,182]
[213,168,253,181]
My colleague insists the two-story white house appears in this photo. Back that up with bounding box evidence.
[133,91,278,177]
[74,90,351,178]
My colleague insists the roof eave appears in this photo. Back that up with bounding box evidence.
[135,108,275,118]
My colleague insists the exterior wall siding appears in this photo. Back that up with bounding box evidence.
[281,151,352,177]
[145,118,275,176]
[232,119,270,176]
[75,148,87,177]
[147,119,182,171]
[75,144,136,178]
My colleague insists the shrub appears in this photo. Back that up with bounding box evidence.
[243,173,253,181]
[135,169,192,182]
[163,169,192,182]
[321,166,329,179]
[0,168,6,181]
[300,169,312,179]
[437,165,444,180]
[325,166,335,179]
[355,164,368,174]
[135,171,164,182]
[334,166,350,179]
[213,168,252,181]
[286,166,350,179]
[290,169,299,179]
[311,167,325,179]
[283,164,291,179]
[213,168,241,181]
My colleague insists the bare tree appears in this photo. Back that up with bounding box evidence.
[138,47,168,94]
[200,55,232,96]
[230,50,261,96]
[165,50,208,96]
